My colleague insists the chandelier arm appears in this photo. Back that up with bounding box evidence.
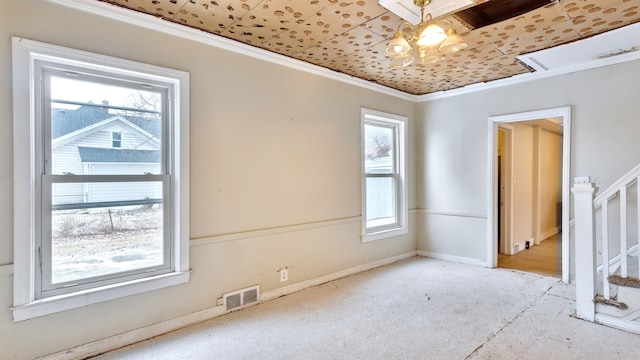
[396,20,416,40]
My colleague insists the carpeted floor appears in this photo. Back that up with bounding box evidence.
[91,257,640,359]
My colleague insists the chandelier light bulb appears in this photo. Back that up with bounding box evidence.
[385,32,412,57]
[439,28,467,54]
[384,0,467,69]
[417,23,447,47]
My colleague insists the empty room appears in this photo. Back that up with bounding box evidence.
[2,0,640,359]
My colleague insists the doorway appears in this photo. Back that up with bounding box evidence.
[487,107,571,283]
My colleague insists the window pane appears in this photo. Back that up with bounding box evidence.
[364,124,395,173]
[365,176,397,227]
[52,180,163,206]
[50,182,164,284]
[50,75,162,175]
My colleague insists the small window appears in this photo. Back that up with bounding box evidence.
[12,37,190,321]
[112,131,122,148]
[361,108,408,242]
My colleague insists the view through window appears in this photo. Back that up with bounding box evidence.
[42,72,170,296]
[361,109,407,241]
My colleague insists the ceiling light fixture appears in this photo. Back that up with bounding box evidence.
[385,0,467,69]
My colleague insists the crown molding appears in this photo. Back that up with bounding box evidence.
[46,0,416,101]
[416,49,640,102]
[46,1,640,103]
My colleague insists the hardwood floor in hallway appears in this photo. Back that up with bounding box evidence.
[498,234,562,278]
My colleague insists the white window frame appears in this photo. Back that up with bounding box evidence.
[361,108,408,242]
[11,37,190,321]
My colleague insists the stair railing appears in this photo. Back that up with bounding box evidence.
[573,164,640,321]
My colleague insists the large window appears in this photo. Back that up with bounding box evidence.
[361,108,407,242]
[12,38,190,321]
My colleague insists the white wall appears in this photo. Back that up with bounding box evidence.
[0,1,416,358]
[416,58,640,266]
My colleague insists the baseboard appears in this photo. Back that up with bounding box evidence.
[539,227,559,243]
[39,305,227,360]
[261,251,418,302]
[39,250,418,360]
[417,250,487,267]
[595,313,640,335]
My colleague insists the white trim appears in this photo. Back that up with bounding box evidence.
[497,124,514,255]
[38,298,227,360]
[361,108,409,242]
[596,244,640,273]
[262,252,417,301]
[487,107,571,283]
[0,264,14,276]
[13,272,190,322]
[192,209,418,247]
[417,250,487,267]
[594,164,640,206]
[12,37,190,321]
[595,313,640,335]
[38,251,418,360]
[46,0,414,102]
[417,209,486,219]
[191,216,362,247]
[45,1,640,102]
[418,51,640,102]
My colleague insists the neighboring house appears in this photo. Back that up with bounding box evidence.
[51,105,162,206]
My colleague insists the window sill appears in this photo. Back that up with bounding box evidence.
[12,271,190,322]
[362,227,408,243]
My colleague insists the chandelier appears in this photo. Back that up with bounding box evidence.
[385,0,467,69]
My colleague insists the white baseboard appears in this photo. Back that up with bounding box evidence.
[39,251,418,360]
[595,313,640,335]
[417,250,487,267]
[261,251,418,302]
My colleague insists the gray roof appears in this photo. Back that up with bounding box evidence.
[52,105,161,139]
[78,147,161,163]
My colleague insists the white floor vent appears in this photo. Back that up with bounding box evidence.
[223,285,260,311]
[514,242,524,253]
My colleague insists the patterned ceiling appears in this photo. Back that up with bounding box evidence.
[98,0,640,95]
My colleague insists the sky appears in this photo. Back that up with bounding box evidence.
[51,76,160,111]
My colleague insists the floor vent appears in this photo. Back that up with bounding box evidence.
[514,242,524,253]
[223,285,260,311]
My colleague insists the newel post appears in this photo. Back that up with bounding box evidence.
[572,178,596,321]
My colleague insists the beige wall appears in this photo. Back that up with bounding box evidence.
[511,123,535,249]
[538,128,561,238]
[416,57,640,264]
[0,1,416,358]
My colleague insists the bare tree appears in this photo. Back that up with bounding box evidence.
[124,91,161,118]
[366,128,391,160]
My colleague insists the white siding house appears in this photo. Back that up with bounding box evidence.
[51,106,162,206]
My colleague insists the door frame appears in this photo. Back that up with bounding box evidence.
[498,125,514,255]
[487,106,571,283]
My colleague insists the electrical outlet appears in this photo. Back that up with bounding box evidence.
[280,268,288,282]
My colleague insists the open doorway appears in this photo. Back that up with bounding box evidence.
[496,121,562,277]
[487,107,571,283]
